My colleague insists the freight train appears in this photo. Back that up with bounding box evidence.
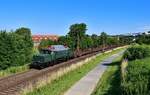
[29,45,74,69]
[30,45,118,69]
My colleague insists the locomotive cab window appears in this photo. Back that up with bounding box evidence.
[40,50,51,54]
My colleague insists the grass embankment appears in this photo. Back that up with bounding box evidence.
[0,64,29,77]
[92,55,123,95]
[23,47,126,95]
[121,45,150,95]
[121,57,150,95]
[0,48,38,78]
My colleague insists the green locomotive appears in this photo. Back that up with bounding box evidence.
[30,45,74,69]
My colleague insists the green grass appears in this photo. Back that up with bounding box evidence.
[25,47,126,95]
[92,55,123,95]
[92,46,150,95]
[0,64,29,77]
[121,44,150,95]
[121,57,150,95]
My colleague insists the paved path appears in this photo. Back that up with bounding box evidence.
[64,51,123,95]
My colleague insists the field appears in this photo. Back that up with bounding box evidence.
[22,47,126,95]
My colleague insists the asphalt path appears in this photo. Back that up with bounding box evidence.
[64,51,123,95]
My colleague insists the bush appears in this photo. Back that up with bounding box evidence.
[121,58,150,95]
[123,45,150,60]
[0,28,33,70]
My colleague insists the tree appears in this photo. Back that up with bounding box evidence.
[91,34,100,47]
[0,31,10,69]
[0,31,27,70]
[58,36,67,45]
[107,36,119,46]
[85,36,94,48]
[119,36,133,45]
[136,34,150,44]
[100,32,108,50]
[58,35,74,50]
[39,39,56,49]
[15,27,33,63]
[79,35,93,49]
[68,23,87,52]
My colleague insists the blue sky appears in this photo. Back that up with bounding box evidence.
[0,0,150,35]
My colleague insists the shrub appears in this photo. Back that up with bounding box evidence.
[123,45,150,60]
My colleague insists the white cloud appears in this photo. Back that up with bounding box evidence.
[138,25,150,31]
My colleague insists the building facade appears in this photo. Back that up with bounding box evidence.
[32,35,59,47]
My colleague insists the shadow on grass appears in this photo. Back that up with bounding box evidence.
[93,61,122,95]
[102,60,121,66]
[104,61,122,95]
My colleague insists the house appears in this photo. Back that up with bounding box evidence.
[32,35,59,47]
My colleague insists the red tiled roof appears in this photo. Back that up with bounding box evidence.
[32,35,59,42]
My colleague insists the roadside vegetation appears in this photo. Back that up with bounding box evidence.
[120,32,150,95]
[22,47,126,95]
[121,45,150,95]
[92,44,150,95]
[123,44,150,60]
[121,57,150,95]
[92,55,123,95]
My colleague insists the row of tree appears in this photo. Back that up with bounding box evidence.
[0,28,33,70]
[0,23,132,70]
[39,23,131,52]
[136,33,150,44]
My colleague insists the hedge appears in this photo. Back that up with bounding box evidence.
[123,45,150,60]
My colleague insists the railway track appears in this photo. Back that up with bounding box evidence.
[0,47,118,95]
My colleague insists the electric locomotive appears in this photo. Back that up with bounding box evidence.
[30,45,74,69]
